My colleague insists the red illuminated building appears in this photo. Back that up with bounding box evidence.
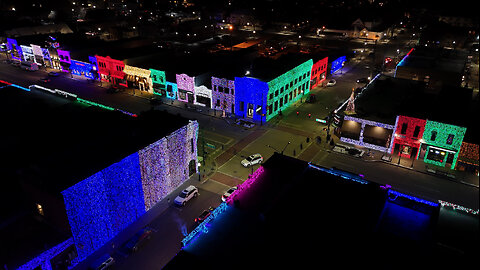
[392,115,427,158]
[95,55,128,87]
[310,56,328,89]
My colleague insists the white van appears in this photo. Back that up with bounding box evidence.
[20,61,39,71]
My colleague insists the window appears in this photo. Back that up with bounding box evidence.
[231,88,234,95]
[446,134,454,145]
[430,131,437,141]
[280,87,284,93]
[191,138,194,153]
[269,93,273,100]
[274,101,278,111]
[36,203,44,216]
[400,123,408,134]
[216,99,220,107]
[275,90,279,97]
[413,126,421,138]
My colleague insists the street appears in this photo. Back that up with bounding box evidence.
[1,26,478,269]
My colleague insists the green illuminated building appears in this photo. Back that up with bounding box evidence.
[419,120,466,169]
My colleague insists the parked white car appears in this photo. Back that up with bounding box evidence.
[222,187,238,202]
[174,185,199,206]
[241,154,263,167]
[326,79,336,87]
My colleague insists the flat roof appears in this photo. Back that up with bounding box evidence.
[248,53,313,82]
[397,47,467,74]
[354,75,478,143]
[0,86,190,195]
[165,153,478,268]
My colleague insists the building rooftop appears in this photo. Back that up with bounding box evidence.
[247,53,313,82]
[164,153,478,269]
[397,46,467,74]
[354,75,478,143]
[0,86,190,196]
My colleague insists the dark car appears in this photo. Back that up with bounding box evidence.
[356,78,370,84]
[149,97,162,105]
[121,227,153,253]
[106,86,120,94]
[38,77,51,83]
[48,71,60,77]
[195,207,214,223]
[89,254,114,270]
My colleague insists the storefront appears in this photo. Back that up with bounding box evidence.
[124,65,152,93]
[6,38,22,62]
[176,73,195,103]
[70,60,95,79]
[150,69,166,96]
[340,115,396,153]
[21,45,36,63]
[331,56,346,74]
[392,115,427,158]
[57,49,71,72]
[418,120,466,170]
[165,81,178,99]
[211,76,235,115]
[95,55,127,88]
[311,56,328,89]
[194,85,212,108]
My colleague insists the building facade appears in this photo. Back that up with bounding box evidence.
[69,60,96,79]
[150,69,167,96]
[176,73,195,103]
[310,56,328,89]
[419,120,466,169]
[266,59,313,121]
[211,76,235,115]
[392,115,427,158]
[124,65,153,93]
[234,77,269,122]
[340,115,396,153]
[62,120,199,260]
[95,55,128,87]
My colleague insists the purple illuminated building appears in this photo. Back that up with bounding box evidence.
[211,76,236,115]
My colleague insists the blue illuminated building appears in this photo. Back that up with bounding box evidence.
[62,152,146,260]
[69,60,95,79]
[2,86,199,270]
[331,56,346,74]
[234,77,269,122]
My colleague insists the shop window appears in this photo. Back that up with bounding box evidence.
[400,123,408,134]
[413,126,421,138]
[216,99,220,107]
[446,134,454,145]
[430,131,437,141]
[36,203,44,216]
